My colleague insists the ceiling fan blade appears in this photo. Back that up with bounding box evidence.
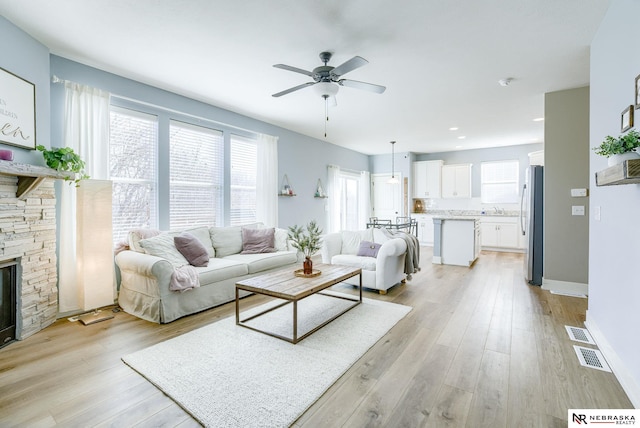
[331,56,368,77]
[272,82,316,97]
[338,79,386,94]
[273,64,314,77]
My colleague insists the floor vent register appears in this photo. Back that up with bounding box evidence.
[564,325,596,345]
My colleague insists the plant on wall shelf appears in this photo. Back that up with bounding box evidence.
[593,129,640,157]
[36,145,89,186]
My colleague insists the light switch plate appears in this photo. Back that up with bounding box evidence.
[571,188,588,197]
[572,205,585,216]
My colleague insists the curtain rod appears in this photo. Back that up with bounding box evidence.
[329,164,365,175]
[51,75,266,138]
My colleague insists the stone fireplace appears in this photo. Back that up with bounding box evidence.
[0,162,65,343]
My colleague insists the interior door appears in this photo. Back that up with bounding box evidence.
[371,173,403,221]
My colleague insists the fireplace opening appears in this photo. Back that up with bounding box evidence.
[0,260,17,348]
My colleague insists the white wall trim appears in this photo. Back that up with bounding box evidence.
[541,278,588,296]
[585,312,640,408]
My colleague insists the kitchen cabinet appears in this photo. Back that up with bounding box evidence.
[433,217,480,267]
[480,216,522,250]
[441,163,472,198]
[412,160,443,198]
[413,214,434,245]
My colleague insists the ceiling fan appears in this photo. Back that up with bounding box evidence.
[272,51,386,102]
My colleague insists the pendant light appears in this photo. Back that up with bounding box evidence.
[388,141,399,184]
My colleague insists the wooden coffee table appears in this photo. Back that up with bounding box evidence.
[235,263,362,344]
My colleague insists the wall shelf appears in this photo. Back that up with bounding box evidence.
[279,174,296,196]
[595,159,640,186]
[0,160,75,199]
[314,178,327,198]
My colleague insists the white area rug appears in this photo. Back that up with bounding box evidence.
[122,292,411,428]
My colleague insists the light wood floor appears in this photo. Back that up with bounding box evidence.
[0,249,632,427]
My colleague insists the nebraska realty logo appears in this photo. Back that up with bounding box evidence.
[569,409,638,426]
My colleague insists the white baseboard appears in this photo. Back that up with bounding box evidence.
[541,278,588,296]
[585,313,640,408]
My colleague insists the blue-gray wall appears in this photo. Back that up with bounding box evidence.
[48,56,369,232]
[589,0,640,406]
[0,16,50,165]
[416,143,543,198]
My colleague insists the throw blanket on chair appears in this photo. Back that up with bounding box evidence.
[380,228,420,279]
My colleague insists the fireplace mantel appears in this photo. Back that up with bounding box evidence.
[0,161,75,199]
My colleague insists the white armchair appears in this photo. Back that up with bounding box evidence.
[320,228,408,294]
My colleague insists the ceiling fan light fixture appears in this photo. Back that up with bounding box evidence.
[314,81,339,97]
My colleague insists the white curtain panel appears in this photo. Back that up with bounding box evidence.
[358,170,372,229]
[58,82,111,313]
[256,133,278,227]
[326,164,341,233]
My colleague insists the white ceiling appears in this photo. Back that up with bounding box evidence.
[0,0,610,155]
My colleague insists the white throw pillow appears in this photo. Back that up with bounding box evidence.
[340,231,362,255]
[274,228,289,251]
[209,226,243,257]
[138,233,189,267]
[372,228,390,244]
[340,229,374,255]
[182,226,215,258]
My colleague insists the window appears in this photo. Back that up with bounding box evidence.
[481,160,519,203]
[109,107,158,245]
[338,171,361,230]
[169,121,224,229]
[229,135,257,226]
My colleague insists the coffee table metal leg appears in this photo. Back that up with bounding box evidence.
[293,300,298,344]
[359,272,363,302]
[235,287,239,325]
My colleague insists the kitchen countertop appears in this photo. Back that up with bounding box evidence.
[412,209,519,218]
[431,215,481,221]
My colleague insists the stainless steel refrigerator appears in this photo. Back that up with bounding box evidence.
[520,165,543,285]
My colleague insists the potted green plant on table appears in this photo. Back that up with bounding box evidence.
[593,130,640,166]
[288,220,322,275]
[36,145,89,186]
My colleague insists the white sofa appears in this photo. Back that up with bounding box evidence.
[320,228,408,294]
[115,224,299,323]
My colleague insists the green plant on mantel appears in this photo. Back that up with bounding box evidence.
[288,220,322,258]
[36,145,89,186]
[593,129,640,157]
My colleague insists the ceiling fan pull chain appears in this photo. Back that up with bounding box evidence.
[324,95,329,138]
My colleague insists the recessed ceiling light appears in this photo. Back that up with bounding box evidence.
[455,145,463,149]
[458,136,466,139]
[498,78,513,87]
[533,117,544,122]
[449,127,459,131]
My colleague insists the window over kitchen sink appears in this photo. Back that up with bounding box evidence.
[481,160,519,203]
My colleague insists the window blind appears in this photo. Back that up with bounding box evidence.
[169,121,223,229]
[109,106,158,244]
[481,160,519,203]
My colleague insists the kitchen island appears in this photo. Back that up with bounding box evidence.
[433,216,481,267]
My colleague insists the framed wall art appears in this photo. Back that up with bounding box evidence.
[0,67,36,150]
[635,74,640,110]
[621,105,634,132]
